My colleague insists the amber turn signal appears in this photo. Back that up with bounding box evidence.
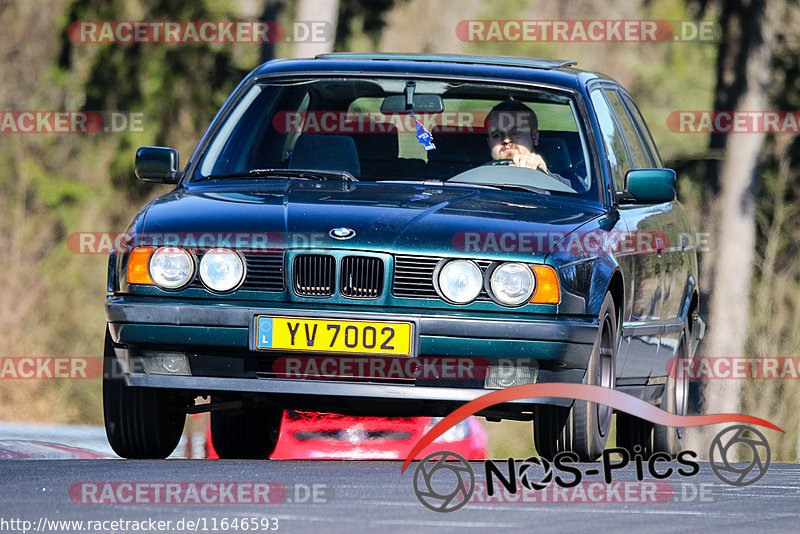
[126,247,154,285]
[530,265,560,304]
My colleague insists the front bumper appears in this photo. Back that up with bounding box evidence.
[106,296,598,411]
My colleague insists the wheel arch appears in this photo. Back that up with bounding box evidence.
[678,276,699,328]
[607,269,624,332]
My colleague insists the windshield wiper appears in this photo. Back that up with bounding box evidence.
[448,181,550,195]
[199,169,358,182]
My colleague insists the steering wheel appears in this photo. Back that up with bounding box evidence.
[479,158,551,178]
[481,159,514,166]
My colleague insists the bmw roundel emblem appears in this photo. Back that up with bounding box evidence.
[330,227,356,240]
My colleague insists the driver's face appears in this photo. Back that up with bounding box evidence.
[487,112,537,161]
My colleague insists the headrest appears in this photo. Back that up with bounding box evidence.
[350,123,399,160]
[289,134,361,177]
[427,127,488,162]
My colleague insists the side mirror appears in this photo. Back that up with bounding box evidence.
[621,168,676,204]
[135,146,180,184]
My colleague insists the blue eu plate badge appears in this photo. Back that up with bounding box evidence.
[257,316,273,348]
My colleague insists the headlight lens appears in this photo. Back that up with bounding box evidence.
[148,247,194,289]
[490,262,535,306]
[437,260,483,304]
[199,248,245,292]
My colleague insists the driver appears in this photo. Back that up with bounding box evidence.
[485,99,575,189]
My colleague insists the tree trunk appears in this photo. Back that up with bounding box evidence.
[293,0,339,57]
[693,0,778,451]
[259,0,284,63]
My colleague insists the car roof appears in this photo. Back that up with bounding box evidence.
[316,52,578,70]
[253,53,610,90]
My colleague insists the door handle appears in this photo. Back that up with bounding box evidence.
[680,235,688,255]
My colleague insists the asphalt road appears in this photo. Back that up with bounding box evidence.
[0,459,797,533]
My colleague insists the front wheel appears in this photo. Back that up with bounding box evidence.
[103,330,186,459]
[210,400,284,459]
[533,292,617,461]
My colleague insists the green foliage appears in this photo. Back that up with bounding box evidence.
[58,0,254,196]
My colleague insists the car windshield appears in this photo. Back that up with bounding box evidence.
[192,77,596,198]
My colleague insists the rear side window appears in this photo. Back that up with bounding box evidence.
[604,89,653,168]
[590,89,632,191]
[621,93,663,167]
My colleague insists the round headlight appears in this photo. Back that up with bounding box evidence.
[149,247,194,290]
[199,248,245,292]
[489,262,535,306]
[437,260,483,304]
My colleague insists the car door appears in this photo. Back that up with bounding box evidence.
[617,91,691,324]
[589,86,665,379]
[617,91,696,366]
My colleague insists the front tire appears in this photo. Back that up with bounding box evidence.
[103,330,186,459]
[533,292,617,461]
[210,400,284,459]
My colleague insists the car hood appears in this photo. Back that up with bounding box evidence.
[140,180,604,261]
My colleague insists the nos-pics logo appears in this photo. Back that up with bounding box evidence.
[413,424,772,513]
[401,383,780,513]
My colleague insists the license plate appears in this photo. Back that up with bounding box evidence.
[254,316,413,356]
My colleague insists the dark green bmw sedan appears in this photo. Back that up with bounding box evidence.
[103,53,704,461]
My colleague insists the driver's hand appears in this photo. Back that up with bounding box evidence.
[511,153,549,173]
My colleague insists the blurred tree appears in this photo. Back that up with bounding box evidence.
[334,0,406,49]
[689,0,781,428]
[293,0,339,57]
[259,0,285,62]
[58,0,252,199]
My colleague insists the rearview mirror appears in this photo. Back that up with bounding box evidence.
[622,168,676,204]
[380,94,444,113]
[135,146,180,184]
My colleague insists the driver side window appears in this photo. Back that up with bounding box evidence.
[590,89,632,192]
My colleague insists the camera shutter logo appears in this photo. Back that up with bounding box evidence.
[709,425,771,487]
[412,450,475,513]
[518,456,554,490]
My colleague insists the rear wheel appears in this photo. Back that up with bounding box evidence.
[210,400,284,459]
[533,292,617,461]
[653,322,691,454]
[617,321,691,457]
[103,330,186,459]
